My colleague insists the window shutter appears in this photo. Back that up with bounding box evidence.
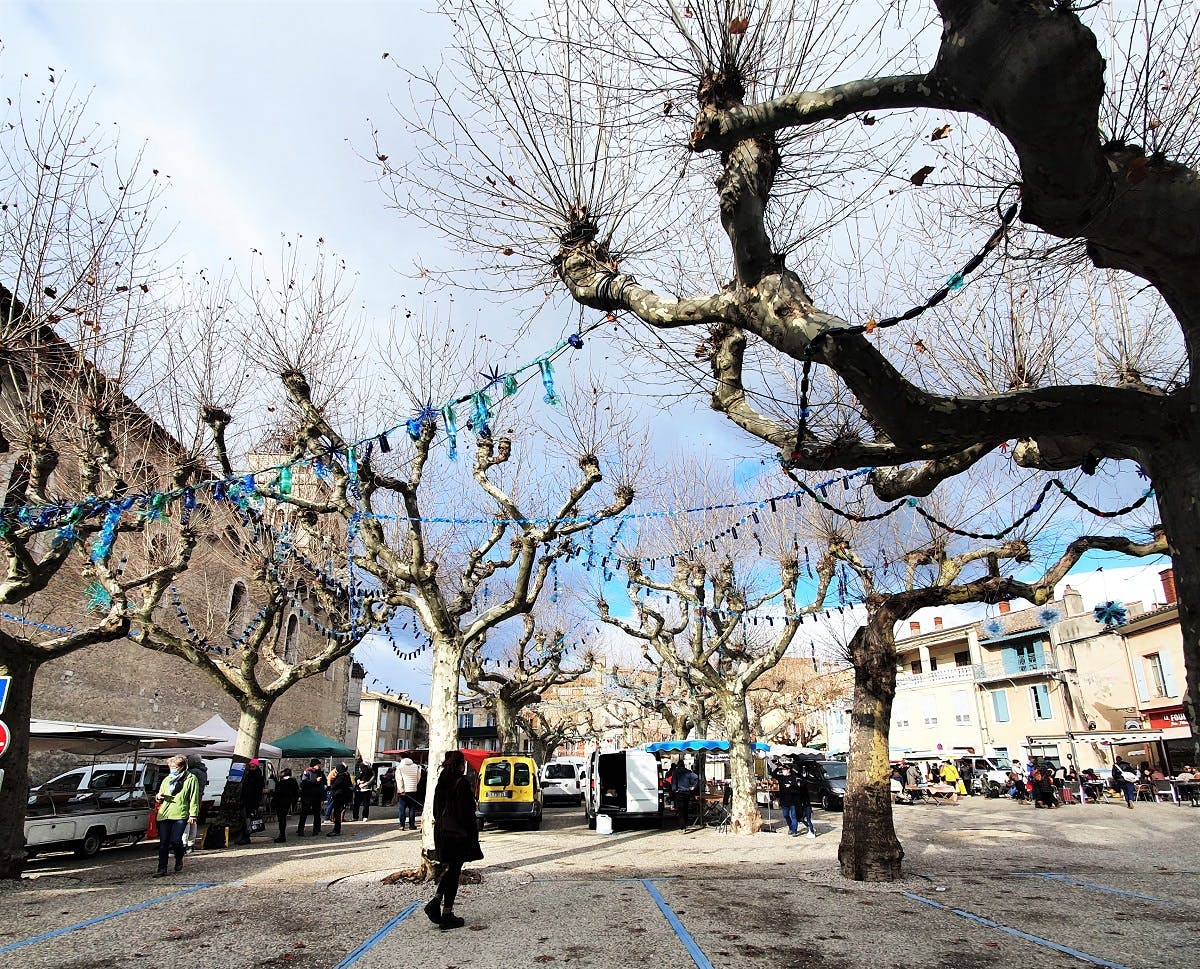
[1131,657,1151,702]
[1001,647,1018,674]
[1158,651,1179,697]
[990,690,1010,723]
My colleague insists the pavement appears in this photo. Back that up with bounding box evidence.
[1,797,1196,968]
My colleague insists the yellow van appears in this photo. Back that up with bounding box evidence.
[476,755,543,830]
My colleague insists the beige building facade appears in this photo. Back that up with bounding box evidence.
[356,690,429,760]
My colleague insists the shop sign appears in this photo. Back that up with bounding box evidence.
[1147,708,1188,730]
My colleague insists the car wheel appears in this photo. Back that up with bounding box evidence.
[822,793,836,812]
[74,828,104,858]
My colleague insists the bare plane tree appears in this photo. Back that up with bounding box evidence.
[384,1,1200,768]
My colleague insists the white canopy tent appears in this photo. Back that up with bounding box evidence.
[148,715,283,760]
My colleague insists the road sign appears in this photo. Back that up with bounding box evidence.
[0,675,10,715]
[0,719,9,760]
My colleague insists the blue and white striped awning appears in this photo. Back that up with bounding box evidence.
[643,739,771,753]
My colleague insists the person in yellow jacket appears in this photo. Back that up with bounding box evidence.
[940,760,967,796]
[154,755,200,877]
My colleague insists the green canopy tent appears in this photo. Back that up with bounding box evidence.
[269,725,355,759]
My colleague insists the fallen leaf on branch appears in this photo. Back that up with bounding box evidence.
[910,165,935,186]
[913,339,927,354]
[500,247,515,256]
[930,124,952,141]
[728,16,749,34]
[864,318,878,334]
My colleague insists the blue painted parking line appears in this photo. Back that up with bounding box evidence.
[641,879,714,969]
[1011,872,1168,904]
[332,902,420,969]
[0,882,219,955]
[903,893,1130,969]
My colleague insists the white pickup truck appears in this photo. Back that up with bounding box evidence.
[25,787,151,858]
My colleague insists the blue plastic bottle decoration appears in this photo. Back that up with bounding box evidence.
[568,333,584,349]
[84,581,113,613]
[503,374,518,397]
[278,467,293,495]
[442,404,459,461]
[406,416,423,441]
[946,272,965,292]
[539,358,559,405]
[471,391,492,437]
[90,505,123,563]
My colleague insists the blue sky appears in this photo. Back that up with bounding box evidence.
[4,3,1171,705]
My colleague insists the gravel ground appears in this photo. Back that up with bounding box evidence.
[2,798,1196,968]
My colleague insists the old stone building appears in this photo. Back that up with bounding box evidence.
[1,321,361,782]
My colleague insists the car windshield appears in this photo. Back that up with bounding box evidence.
[821,763,848,780]
[483,762,512,787]
[544,764,576,780]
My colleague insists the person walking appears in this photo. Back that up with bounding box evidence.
[352,758,376,821]
[771,760,803,837]
[272,768,300,843]
[296,759,327,836]
[326,762,354,836]
[1113,758,1137,809]
[379,767,397,807]
[423,750,484,931]
[153,755,200,877]
[670,761,699,829]
[235,759,266,845]
[939,760,967,797]
[397,757,423,830]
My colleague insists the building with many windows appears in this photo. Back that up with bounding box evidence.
[355,691,429,760]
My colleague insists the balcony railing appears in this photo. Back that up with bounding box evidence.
[895,665,978,690]
[973,659,1058,681]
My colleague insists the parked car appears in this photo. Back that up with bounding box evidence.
[954,755,1012,794]
[476,755,544,829]
[799,759,848,811]
[27,763,165,859]
[540,759,584,805]
[33,762,168,806]
[584,749,661,829]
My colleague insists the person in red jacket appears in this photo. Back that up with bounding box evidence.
[423,750,484,931]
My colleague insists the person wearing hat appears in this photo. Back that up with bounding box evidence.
[236,758,266,845]
[296,758,327,836]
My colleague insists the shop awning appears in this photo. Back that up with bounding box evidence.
[1026,730,1164,746]
[644,739,771,753]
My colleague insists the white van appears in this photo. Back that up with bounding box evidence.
[540,759,585,805]
[583,749,661,828]
[34,762,167,800]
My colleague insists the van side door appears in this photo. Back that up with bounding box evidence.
[626,754,660,813]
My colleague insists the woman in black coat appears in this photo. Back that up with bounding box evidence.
[326,763,354,836]
[424,750,484,931]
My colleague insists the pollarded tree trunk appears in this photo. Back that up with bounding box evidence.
[493,695,520,754]
[838,619,903,882]
[722,691,762,834]
[0,646,38,879]
[1145,451,1200,764]
[219,701,271,842]
[420,633,467,878]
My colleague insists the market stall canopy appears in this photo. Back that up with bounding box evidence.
[151,715,283,759]
[763,745,824,758]
[29,720,221,755]
[381,748,493,772]
[270,725,355,758]
[644,740,771,753]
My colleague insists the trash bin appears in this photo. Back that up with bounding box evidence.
[596,814,613,835]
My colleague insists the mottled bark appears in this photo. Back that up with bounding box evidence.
[721,693,761,835]
[838,621,903,882]
[1145,450,1200,764]
[0,647,37,879]
[420,634,466,878]
[493,695,520,754]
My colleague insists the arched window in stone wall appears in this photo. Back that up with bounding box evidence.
[227,580,249,635]
[284,613,299,664]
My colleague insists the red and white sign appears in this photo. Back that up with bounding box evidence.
[0,719,9,760]
[1146,707,1188,730]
